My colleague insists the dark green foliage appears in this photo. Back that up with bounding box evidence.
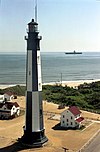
[1,85,26,96]
[78,81,100,111]
[0,81,100,113]
[0,89,4,95]
[42,82,100,113]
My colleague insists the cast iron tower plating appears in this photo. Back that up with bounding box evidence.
[21,19,48,146]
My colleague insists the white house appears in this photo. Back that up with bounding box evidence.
[4,92,15,101]
[0,101,20,119]
[60,106,84,128]
[0,95,4,103]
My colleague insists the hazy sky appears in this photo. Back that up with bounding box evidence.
[0,0,100,52]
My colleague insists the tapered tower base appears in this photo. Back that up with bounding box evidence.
[19,129,48,147]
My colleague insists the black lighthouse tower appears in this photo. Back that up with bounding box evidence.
[20,19,48,147]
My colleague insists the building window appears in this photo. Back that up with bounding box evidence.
[66,119,69,122]
[71,116,73,119]
[71,122,73,125]
[63,115,64,118]
[63,121,64,123]
[4,98,7,102]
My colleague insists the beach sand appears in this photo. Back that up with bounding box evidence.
[43,79,100,87]
[0,79,100,89]
[0,84,25,89]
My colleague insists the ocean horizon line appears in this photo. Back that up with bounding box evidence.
[0,51,100,54]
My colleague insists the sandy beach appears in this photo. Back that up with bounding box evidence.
[0,79,100,89]
[0,79,100,90]
[43,79,100,87]
[0,84,26,89]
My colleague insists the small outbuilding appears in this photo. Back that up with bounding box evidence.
[4,92,15,101]
[0,95,4,103]
[60,106,84,128]
[0,101,20,119]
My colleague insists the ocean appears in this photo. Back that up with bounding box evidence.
[0,52,100,84]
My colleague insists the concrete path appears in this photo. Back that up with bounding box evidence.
[83,133,100,152]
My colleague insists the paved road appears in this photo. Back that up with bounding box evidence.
[83,133,100,152]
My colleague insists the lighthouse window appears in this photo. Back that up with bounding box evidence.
[34,25,38,31]
[37,56,39,63]
[37,40,40,50]
[39,83,41,86]
[40,109,42,116]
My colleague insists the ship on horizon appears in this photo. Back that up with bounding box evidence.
[65,50,82,55]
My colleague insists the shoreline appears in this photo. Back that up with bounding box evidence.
[43,79,100,88]
[0,79,100,89]
[0,84,25,89]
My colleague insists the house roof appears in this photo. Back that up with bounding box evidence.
[68,106,81,116]
[13,102,19,107]
[0,102,19,110]
[6,102,14,110]
[4,92,14,96]
[0,103,3,108]
[76,117,84,123]
[6,102,19,109]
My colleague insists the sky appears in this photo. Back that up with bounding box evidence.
[0,0,100,52]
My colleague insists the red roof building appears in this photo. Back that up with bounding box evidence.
[76,117,84,123]
[4,92,15,101]
[0,101,20,119]
[5,92,14,96]
[61,106,84,128]
[68,106,81,116]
